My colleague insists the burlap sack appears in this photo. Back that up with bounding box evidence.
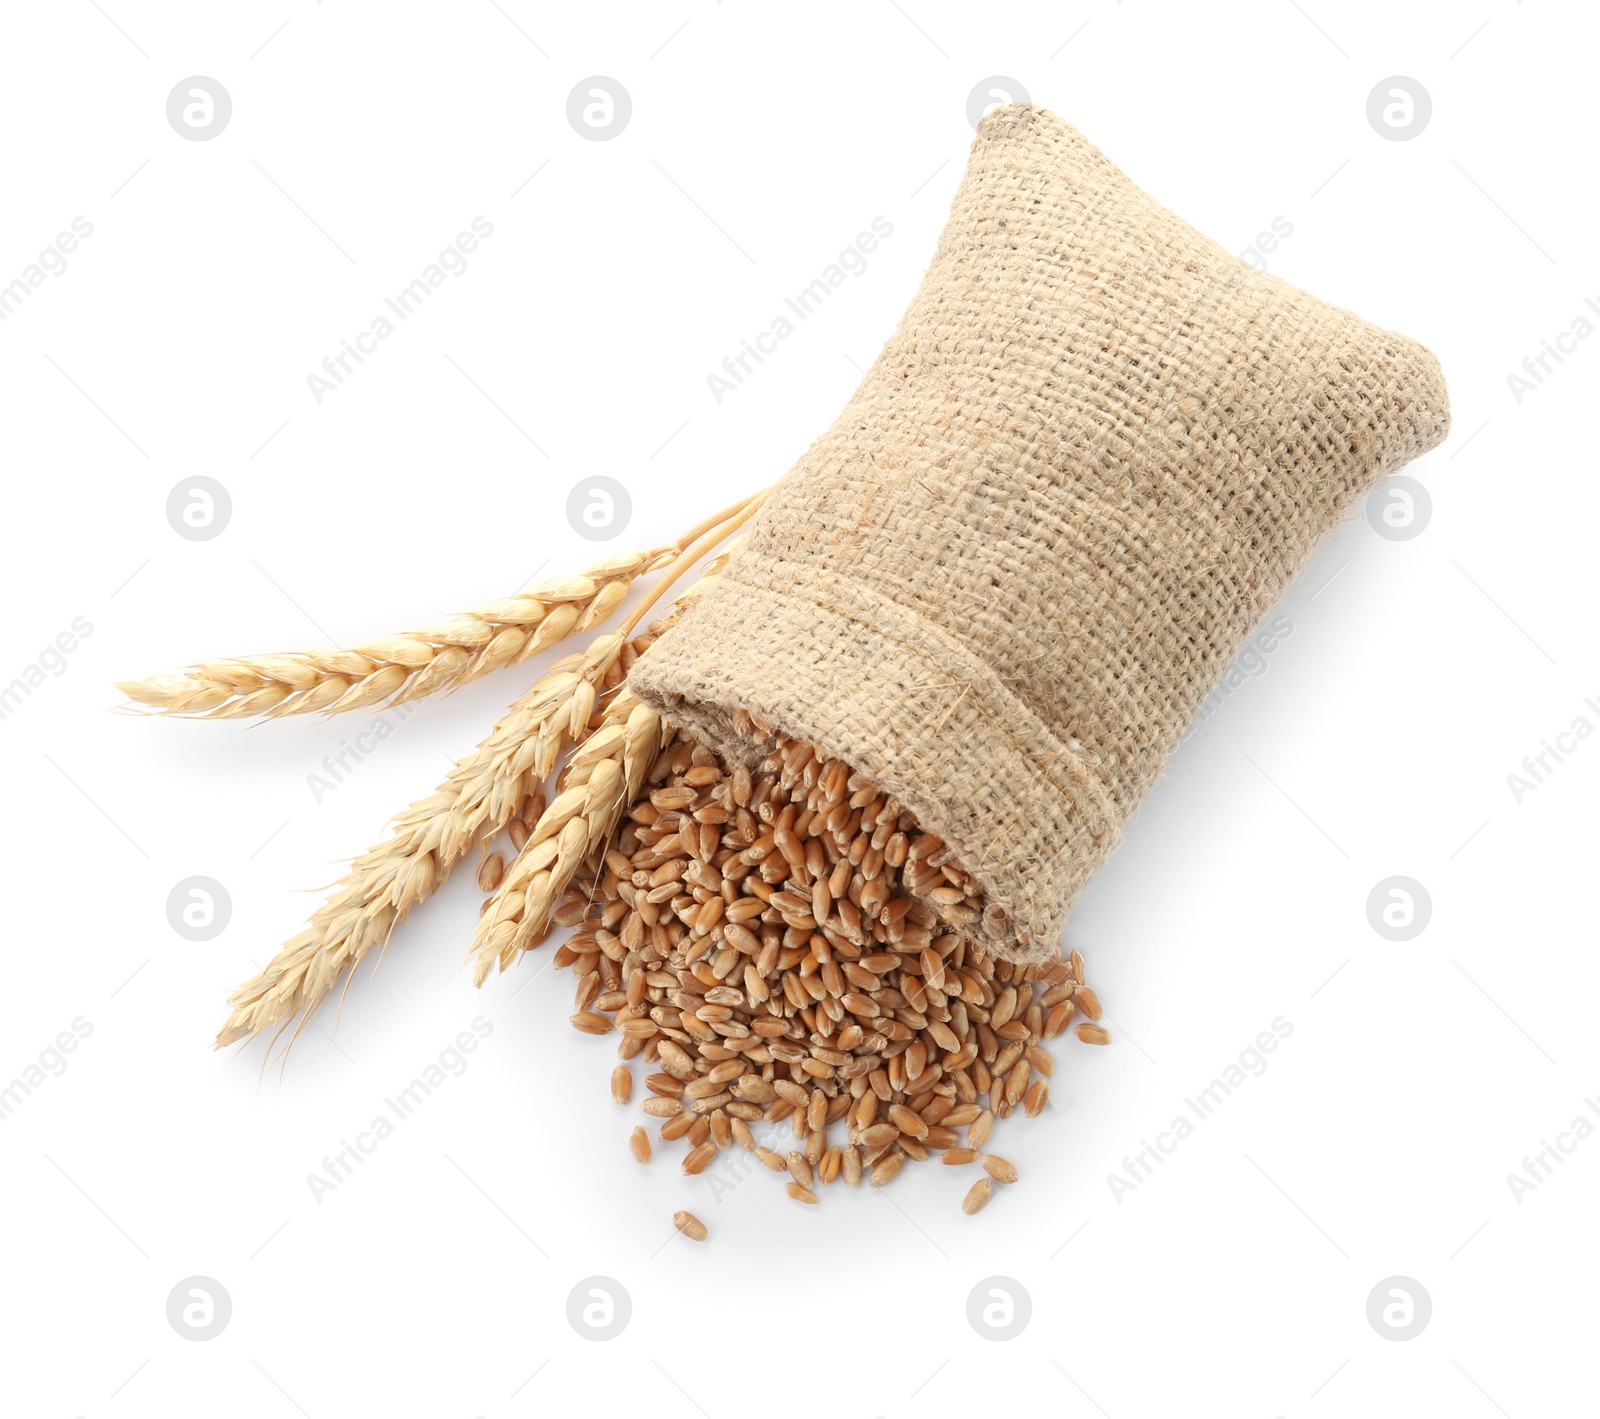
[629,104,1449,965]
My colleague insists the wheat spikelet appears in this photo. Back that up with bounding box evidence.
[472,699,668,984]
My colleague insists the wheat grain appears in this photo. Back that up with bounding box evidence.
[672,1209,708,1240]
[476,853,505,893]
[840,1145,863,1187]
[611,1064,632,1105]
[870,1151,906,1187]
[523,724,1112,1215]
[681,1140,717,1175]
[981,1154,1018,1184]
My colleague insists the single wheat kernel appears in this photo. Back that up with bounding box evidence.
[870,1151,906,1187]
[982,1154,1019,1184]
[841,1145,863,1187]
[673,1209,708,1241]
[682,1140,717,1175]
[889,1104,930,1138]
[963,1177,993,1215]
[968,1110,995,1151]
[818,1147,842,1184]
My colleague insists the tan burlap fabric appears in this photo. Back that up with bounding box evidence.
[629,104,1449,964]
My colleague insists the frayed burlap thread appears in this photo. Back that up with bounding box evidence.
[629,105,1449,964]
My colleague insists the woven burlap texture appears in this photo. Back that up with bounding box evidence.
[629,104,1449,965]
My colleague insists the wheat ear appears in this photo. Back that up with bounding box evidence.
[119,492,761,719]
[215,513,758,1048]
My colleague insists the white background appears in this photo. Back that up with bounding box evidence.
[1,2,1595,1415]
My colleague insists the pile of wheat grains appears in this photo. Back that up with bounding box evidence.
[477,643,1110,1224]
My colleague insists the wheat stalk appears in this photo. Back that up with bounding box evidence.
[120,492,763,720]
[215,511,758,1049]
